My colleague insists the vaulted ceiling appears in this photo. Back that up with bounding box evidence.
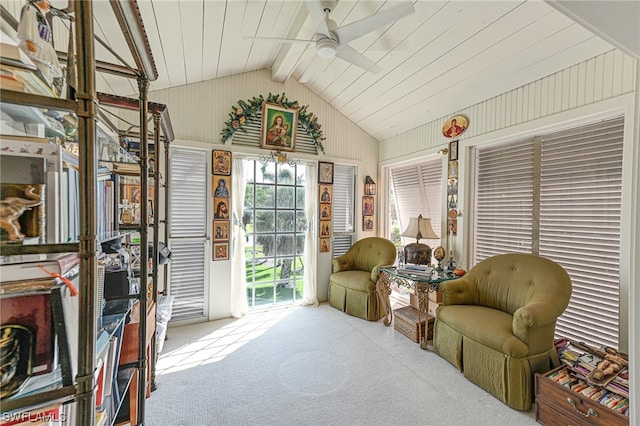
[2,1,636,141]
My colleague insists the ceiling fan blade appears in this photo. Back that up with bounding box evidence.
[333,1,415,45]
[335,45,380,73]
[305,0,331,37]
[246,36,315,45]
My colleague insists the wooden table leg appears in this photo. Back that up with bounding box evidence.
[376,273,393,326]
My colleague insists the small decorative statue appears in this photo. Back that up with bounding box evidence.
[0,186,42,241]
[17,0,63,88]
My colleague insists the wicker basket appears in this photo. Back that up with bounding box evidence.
[393,305,434,343]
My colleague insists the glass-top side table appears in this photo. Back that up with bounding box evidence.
[377,266,457,349]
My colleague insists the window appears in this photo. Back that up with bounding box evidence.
[472,117,624,348]
[389,158,443,254]
[332,164,355,257]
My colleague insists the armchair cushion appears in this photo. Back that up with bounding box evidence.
[328,237,396,321]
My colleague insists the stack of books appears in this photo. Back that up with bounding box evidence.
[557,342,630,415]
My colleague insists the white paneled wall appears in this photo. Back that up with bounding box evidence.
[380,50,637,161]
[148,69,377,164]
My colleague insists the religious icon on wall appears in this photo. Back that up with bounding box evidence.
[261,102,298,152]
[212,150,231,175]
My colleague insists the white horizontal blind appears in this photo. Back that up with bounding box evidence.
[473,140,534,263]
[540,117,623,348]
[170,147,207,238]
[420,160,443,245]
[169,147,208,323]
[472,117,623,348]
[167,238,207,323]
[391,159,442,242]
[332,164,355,257]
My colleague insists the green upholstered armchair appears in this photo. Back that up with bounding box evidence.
[433,253,572,410]
[329,237,396,321]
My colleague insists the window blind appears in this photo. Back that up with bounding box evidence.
[540,117,623,348]
[332,164,355,257]
[472,116,623,348]
[391,158,443,249]
[473,140,534,262]
[169,147,208,323]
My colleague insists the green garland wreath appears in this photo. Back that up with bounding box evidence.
[220,93,325,154]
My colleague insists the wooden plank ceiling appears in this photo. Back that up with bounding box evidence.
[1,0,618,141]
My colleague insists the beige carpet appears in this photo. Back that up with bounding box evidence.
[145,303,538,426]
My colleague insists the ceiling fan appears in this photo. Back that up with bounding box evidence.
[253,0,415,73]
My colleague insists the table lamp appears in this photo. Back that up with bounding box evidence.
[401,215,439,265]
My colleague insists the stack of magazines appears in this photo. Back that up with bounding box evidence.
[397,265,433,278]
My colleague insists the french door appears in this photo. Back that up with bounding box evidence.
[243,160,307,307]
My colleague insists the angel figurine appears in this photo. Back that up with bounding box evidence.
[17,0,63,88]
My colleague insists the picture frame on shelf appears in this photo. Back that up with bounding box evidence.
[213,242,229,260]
[212,150,231,175]
[318,161,334,184]
[261,102,298,152]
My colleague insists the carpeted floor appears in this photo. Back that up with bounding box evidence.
[146,303,538,426]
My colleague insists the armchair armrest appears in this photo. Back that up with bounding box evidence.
[514,302,560,328]
[371,264,395,282]
[439,277,474,305]
[332,254,354,273]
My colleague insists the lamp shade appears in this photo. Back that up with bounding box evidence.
[401,215,439,265]
[401,215,439,242]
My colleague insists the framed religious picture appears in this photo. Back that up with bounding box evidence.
[213,242,229,260]
[320,203,332,220]
[447,178,458,195]
[212,175,230,199]
[362,196,374,216]
[319,185,332,203]
[320,220,332,237]
[212,150,231,175]
[448,140,459,161]
[318,161,334,184]
[442,115,468,138]
[448,160,458,178]
[363,215,374,231]
[214,198,230,219]
[261,102,298,152]
[213,220,230,242]
[320,238,330,253]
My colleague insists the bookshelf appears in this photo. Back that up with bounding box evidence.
[1,1,173,424]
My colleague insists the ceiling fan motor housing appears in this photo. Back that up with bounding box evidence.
[316,37,338,58]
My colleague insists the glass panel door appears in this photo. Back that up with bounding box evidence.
[243,160,307,307]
